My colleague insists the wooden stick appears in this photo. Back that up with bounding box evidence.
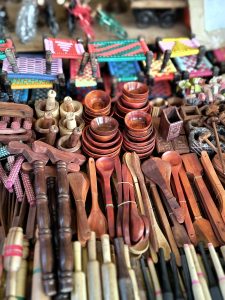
[147,258,162,300]
[220,245,225,261]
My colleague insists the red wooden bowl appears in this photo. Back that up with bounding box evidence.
[122,82,149,99]
[89,126,118,142]
[125,111,152,132]
[122,93,148,104]
[82,144,121,159]
[120,96,148,109]
[116,99,150,115]
[84,90,111,113]
[123,134,152,147]
[90,116,119,136]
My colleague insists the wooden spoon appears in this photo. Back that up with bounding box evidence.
[96,157,115,239]
[179,165,219,247]
[162,151,197,245]
[87,158,107,238]
[114,156,123,237]
[142,157,185,223]
[68,172,91,245]
[129,152,171,260]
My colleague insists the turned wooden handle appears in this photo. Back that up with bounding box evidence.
[103,178,115,239]
[88,158,99,211]
[114,156,123,237]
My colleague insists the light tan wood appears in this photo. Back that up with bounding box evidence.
[60,97,83,119]
[220,245,225,261]
[124,245,140,300]
[87,232,102,300]
[101,235,119,300]
[190,245,211,300]
[184,244,205,300]
[208,243,225,299]
[72,242,87,300]
[147,258,162,300]
[131,0,186,9]
[35,90,59,119]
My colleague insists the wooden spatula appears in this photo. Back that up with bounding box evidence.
[182,153,225,243]
[142,157,185,224]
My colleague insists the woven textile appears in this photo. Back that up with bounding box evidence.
[159,38,200,57]
[44,37,84,59]
[2,55,63,80]
[0,39,14,60]
[31,88,50,100]
[10,78,53,90]
[150,81,172,99]
[213,48,225,63]
[88,39,149,62]
[150,58,177,81]
[108,61,141,82]
[12,89,29,103]
[174,55,213,78]
[70,59,100,87]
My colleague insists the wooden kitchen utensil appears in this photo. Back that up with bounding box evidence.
[140,257,155,300]
[96,157,115,239]
[220,245,225,261]
[87,232,102,300]
[147,258,162,300]
[87,158,107,238]
[130,152,171,259]
[180,248,194,300]
[142,157,185,223]
[200,151,225,223]
[208,243,225,299]
[114,237,135,300]
[101,234,119,300]
[179,165,219,247]
[158,248,173,300]
[68,172,91,244]
[72,241,87,300]
[198,242,223,300]
[121,163,131,245]
[114,156,123,237]
[162,151,197,245]
[182,153,225,243]
[170,252,184,300]
[184,244,205,300]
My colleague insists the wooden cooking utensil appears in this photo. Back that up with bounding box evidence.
[114,237,135,300]
[184,244,205,300]
[200,151,225,222]
[130,152,171,259]
[142,157,185,223]
[220,245,225,261]
[198,242,223,300]
[114,156,123,237]
[189,244,211,300]
[101,234,119,300]
[180,248,194,300]
[140,257,155,300]
[179,165,219,247]
[96,157,115,239]
[68,172,91,244]
[169,252,184,300]
[182,153,225,243]
[72,241,87,300]
[87,232,102,300]
[162,151,197,245]
[87,158,107,238]
[124,245,140,300]
[208,243,225,299]
[147,178,181,266]
[121,163,131,245]
[130,256,147,300]
[158,248,173,300]
[147,258,162,300]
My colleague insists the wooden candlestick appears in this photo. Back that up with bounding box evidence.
[87,232,102,300]
[101,234,119,300]
[72,241,87,300]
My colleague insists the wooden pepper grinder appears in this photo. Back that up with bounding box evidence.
[101,234,119,300]
[35,90,59,119]
[60,96,83,119]
[87,232,102,300]
[72,241,87,300]
[32,230,50,300]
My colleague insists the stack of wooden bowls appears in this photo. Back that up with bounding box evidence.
[123,110,156,159]
[83,90,113,124]
[82,116,123,158]
[114,82,151,122]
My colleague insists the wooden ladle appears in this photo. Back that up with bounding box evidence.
[96,157,115,239]
[162,151,197,245]
[68,172,91,245]
[87,158,107,238]
[142,157,185,223]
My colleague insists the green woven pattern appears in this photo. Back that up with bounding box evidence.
[0,146,10,158]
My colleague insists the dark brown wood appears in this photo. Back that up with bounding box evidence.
[114,156,123,237]
[122,163,131,245]
[0,102,33,119]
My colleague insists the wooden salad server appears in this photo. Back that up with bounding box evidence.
[182,153,225,243]
[101,234,119,300]
[147,178,181,266]
[184,244,205,300]
[200,151,225,222]
[68,172,91,244]
[72,241,87,300]
[129,152,171,259]
[140,257,155,300]
[162,151,197,245]
[158,248,173,300]
[142,157,185,223]
[96,157,115,239]
[147,258,162,300]
[87,158,107,238]
[179,165,219,247]
[121,163,131,245]
[114,156,123,237]
[169,252,184,300]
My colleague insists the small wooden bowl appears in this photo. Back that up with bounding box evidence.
[122,93,148,104]
[90,116,119,136]
[84,126,122,148]
[82,144,121,158]
[123,82,149,99]
[120,96,148,109]
[84,105,111,117]
[126,125,153,138]
[125,111,152,132]
[89,126,118,142]
[116,99,150,115]
[123,134,152,147]
[84,90,111,113]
